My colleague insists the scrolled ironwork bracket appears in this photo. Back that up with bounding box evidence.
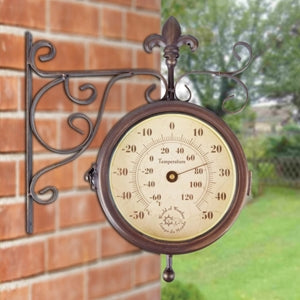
[25,32,166,234]
[25,16,253,234]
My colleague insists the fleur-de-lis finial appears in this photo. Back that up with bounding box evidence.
[143,17,198,100]
[144,16,198,68]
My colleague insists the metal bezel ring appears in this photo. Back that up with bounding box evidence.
[95,101,249,254]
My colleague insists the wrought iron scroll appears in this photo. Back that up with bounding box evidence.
[175,41,253,113]
[25,32,167,234]
[144,16,199,100]
[144,17,253,112]
[25,16,253,234]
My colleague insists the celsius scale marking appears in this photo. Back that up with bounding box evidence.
[109,113,237,242]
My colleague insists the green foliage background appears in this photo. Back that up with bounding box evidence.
[162,0,300,194]
[161,1,300,298]
[162,0,300,120]
[161,187,300,299]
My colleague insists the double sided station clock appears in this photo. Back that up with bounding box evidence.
[95,99,249,247]
[92,99,250,281]
[85,17,252,281]
[25,16,252,282]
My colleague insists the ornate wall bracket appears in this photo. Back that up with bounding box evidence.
[25,16,253,234]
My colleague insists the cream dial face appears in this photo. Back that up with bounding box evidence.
[109,113,237,242]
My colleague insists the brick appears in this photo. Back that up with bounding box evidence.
[92,0,132,6]
[88,260,134,298]
[103,82,123,111]
[0,118,25,153]
[0,286,29,300]
[26,78,74,112]
[34,40,85,71]
[101,226,138,258]
[68,80,98,112]
[126,82,160,110]
[0,242,45,282]
[18,160,26,196]
[111,116,123,127]
[126,12,160,42]
[89,116,109,150]
[0,203,25,240]
[59,116,91,151]
[136,49,157,69]
[63,116,109,155]
[59,193,104,228]
[1,197,56,239]
[76,155,99,189]
[0,0,46,30]
[77,81,123,112]
[12,169,55,235]
[122,286,161,300]
[18,158,74,196]
[0,161,16,197]
[47,230,98,270]
[0,34,24,70]
[134,254,160,285]
[89,44,133,69]
[50,1,99,37]
[153,50,162,70]
[34,159,74,192]
[136,0,160,11]
[33,119,58,152]
[32,273,84,300]
[101,8,124,39]
[0,76,19,111]
[33,201,56,234]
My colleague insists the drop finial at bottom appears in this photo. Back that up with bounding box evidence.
[163,254,175,282]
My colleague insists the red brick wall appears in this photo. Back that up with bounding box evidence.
[0,0,161,299]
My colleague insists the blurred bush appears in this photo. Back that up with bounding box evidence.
[162,281,205,300]
[265,125,300,158]
[242,125,300,195]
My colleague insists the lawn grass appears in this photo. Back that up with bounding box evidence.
[161,186,300,300]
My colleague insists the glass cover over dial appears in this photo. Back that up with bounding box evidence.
[95,102,249,254]
[109,113,237,242]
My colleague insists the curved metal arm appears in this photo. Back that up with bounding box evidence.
[175,41,253,114]
[25,17,253,234]
[25,32,167,233]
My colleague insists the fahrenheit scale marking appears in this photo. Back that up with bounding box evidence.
[109,113,237,242]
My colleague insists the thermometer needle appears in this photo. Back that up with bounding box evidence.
[177,162,210,175]
[166,162,210,183]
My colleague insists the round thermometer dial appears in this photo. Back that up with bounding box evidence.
[95,101,249,254]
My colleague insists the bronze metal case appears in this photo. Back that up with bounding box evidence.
[95,101,249,255]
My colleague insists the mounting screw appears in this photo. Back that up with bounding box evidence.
[85,164,98,191]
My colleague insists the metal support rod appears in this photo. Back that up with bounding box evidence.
[25,32,33,234]
[23,31,167,233]
[166,64,175,100]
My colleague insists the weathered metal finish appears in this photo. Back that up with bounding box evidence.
[175,41,253,113]
[144,16,198,100]
[25,32,34,234]
[143,17,253,112]
[25,32,167,233]
[93,101,249,255]
[25,16,253,281]
[163,254,175,282]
